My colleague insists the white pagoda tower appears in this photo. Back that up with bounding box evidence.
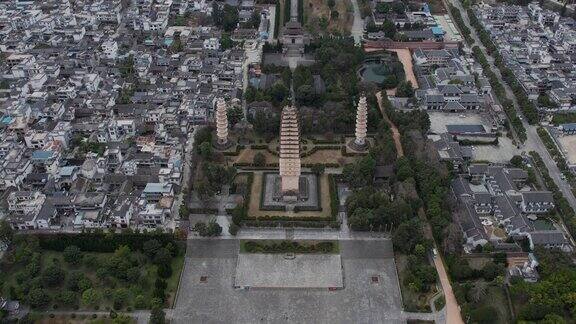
[279,105,301,199]
[352,95,368,150]
[215,98,228,146]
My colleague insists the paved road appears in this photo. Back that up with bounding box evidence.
[350,0,364,45]
[446,0,576,215]
[186,239,239,258]
[433,255,463,324]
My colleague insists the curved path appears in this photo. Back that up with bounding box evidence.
[376,91,464,324]
[376,92,404,157]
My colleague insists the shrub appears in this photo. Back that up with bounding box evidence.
[157,263,173,279]
[42,264,65,287]
[229,223,239,236]
[63,245,83,266]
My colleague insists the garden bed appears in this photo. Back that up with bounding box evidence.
[240,240,339,254]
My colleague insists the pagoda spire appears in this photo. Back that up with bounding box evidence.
[279,105,301,196]
[354,95,368,148]
[215,98,228,146]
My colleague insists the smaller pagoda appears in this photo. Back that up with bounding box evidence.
[349,95,369,151]
[214,98,232,149]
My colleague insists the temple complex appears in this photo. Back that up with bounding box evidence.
[279,105,301,200]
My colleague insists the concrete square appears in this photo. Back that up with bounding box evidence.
[173,240,405,324]
[234,253,344,288]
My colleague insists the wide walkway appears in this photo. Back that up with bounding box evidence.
[350,0,364,45]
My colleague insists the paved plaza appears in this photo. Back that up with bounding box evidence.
[173,239,405,324]
[234,253,343,288]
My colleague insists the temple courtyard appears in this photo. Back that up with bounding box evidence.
[172,239,405,323]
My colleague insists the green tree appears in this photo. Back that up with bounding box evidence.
[143,239,162,258]
[157,263,173,279]
[153,248,172,265]
[54,290,78,307]
[134,295,148,309]
[194,219,223,237]
[220,34,234,50]
[541,314,567,324]
[27,288,50,308]
[395,156,414,181]
[112,314,133,324]
[228,106,244,127]
[270,81,289,104]
[376,3,390,13]
[392,219,423,253]
[196,179,215,200]
[0,220,14,244]
[510,155,523,168]
[42,264,65,286]
[81,288,102,307]
[229,222,240,235]
[170,36,183,53]
[348,208,375,231]
[66,272,91,292]
[392,1,405,14]
[395,81,415,98]
[327,0,336,9]
[199,141,213,160]
[381,20,397,38]
[63,245,83,266]
[222,4,239,32]
[470,305,498,324]
[112,288,129,310]
[468,280,488,303]
[150,306,166,324]
[127,267,141,283]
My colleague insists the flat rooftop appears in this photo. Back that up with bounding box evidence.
[446,124,486,133]
[234,253,343,288]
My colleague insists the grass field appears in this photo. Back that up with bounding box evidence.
[303,0,353,35]
[234,148,279,165]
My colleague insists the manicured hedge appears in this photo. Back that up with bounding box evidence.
[36,232,178,253]
[243,240,335,253]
